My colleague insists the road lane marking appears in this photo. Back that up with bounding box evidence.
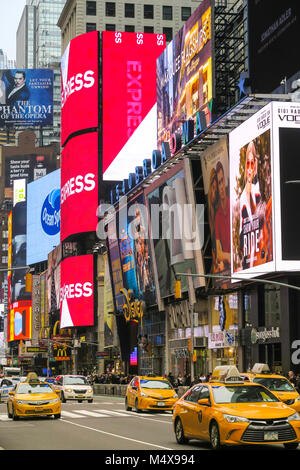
[70,410,108,418]
[94,409,132,417]
[61,411,85,418]
[60,419,173,450]
[0,415,10,421]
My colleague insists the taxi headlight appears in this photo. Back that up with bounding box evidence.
[48,398,60,404]
[65,388,73,393]
[16,400,28,404]
[223,414,249,423]
[288,412,300,421]
[140,392,148,397]
[173,393,178,399]
[296,397,300,402]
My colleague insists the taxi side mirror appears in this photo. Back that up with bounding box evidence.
[132,386,138,391]
[198,398,210,406]
[55,390,61,397]
[8,391,15,396]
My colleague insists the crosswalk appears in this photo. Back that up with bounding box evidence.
[0,408,172,421]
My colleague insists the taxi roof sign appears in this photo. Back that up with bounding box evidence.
[210,366,244,384]
[251,363,270,374]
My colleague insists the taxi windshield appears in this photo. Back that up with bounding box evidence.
[64,376,88,385]
[17,383,54,394]
[212,385,278,403]
[252,377,295,392]
[140,380,172,390]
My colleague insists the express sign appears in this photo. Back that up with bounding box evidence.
[60,255,94,328]
[61,31,99,146]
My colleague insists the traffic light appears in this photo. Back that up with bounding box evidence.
[174,280,182,299]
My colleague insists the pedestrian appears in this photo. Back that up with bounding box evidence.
[287,370,298,388]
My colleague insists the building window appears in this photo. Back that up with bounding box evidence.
[181,7,191,21]
[125,25,135,32]
[144,26,154,34]
[125,3,135,18]
[106,2,116,17]
[144,5,154,19]
[106,24,116,31]
[86,23,97,32]
[264,286,281,327]
[86,1,96,16]
[163,6,173,21]
[163,27,173,42]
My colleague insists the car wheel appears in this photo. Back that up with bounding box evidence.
[88,399,93,403]
[61,393,66,403]
[135,398,142,413]
[78,400,83,403]
[175,418,189,445]
[210,422,221,450]
[7,404,12,419]
[283,442,299,450]
[54,413,61,419]
[12,406,19,421]
[125,398,132,411]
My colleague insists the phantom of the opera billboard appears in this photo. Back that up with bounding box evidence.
[60,255,94,328]
[61,31,99,146]
[156,0,213,148]
[0,69,53,126]
[60,132,98,242]
[145,159,205,300]
[102,31,166,181]
[201,137,231,286]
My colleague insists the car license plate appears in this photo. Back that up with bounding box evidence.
[35,407,44,411]
[77,395,84,398]
[264,431,278,441]
[157,401,165,407]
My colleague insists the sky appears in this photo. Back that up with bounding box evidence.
[0,0,27,61]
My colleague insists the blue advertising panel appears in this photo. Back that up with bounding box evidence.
[26,169,60,265]
[0,69,53,127]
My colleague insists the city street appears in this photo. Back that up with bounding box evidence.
[0,395,298,452]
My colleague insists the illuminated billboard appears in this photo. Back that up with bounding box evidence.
[201,137,231,286]
[7,300,32,342]
[27,169,60,265]
[60,132,98,241]
[60,255,94,328]
[102,31,166,181]
[0,69,53,126]
[61,31,99,146]
[157,0,213,148]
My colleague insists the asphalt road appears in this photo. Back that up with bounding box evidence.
[0,396,298,454]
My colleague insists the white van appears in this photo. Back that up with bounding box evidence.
[54,375,93,403]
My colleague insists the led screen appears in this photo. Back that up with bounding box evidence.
[60,132,98,241]
[61,31,99,146]
[157,0,213,148]
[0,68,53,126]
[7,300,32,342]
[60,255,94,328]
[102,31,166,180]
[27,169,60,265]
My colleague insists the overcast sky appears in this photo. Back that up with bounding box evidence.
[0,0,26,61]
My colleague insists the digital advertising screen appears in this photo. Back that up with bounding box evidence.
[229,103,275,280]
[26,169,60,265]
[248,2,300,93]
[7,300,32,342]
[60,255,94,328]
[145,159,204,299]
[61,31,99,146]
[102,31,166,181]
[201,137,231,286]
[47,245,62,314]
[0,68,53,126]
[60,132,98,242]
[157,0,213,148]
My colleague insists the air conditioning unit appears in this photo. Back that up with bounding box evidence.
[194,337,208,348]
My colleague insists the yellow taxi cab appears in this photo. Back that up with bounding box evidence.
[125,376,178,412]
[173,365,300,450]
[7,372,61,420]
[240,364,300,413]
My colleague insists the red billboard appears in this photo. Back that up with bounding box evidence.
[60,255,94,328]
[60,132,98,241]
[61,31,99,146]
[102,31,166,181]
[7,301,32,342]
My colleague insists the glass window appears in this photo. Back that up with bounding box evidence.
[64,376,88,385]
[17,383,54,394]
[86,1,96,16]
[86,23,97,32]
[264,286,280,327]
[163,27,173,42]
[144,5,154,19]
[140,379,173,390]
[163,6,172,21]
[106,24,116,31]
[125,25,135,32]
[181,7,191,21]
[125,3,135,18]
[212,385,278,403]
[184,385,202,402]
[106,2,116,17]
[144,26,154,34]
[252,377,295,392]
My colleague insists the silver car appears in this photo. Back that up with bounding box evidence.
[54,375,93,403]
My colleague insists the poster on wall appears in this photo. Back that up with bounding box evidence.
[201,137,230,285]
[47,245,62,314]
[7,300,32,342]
[104,253,114,348]
[230,103,274,279]
[157,0,213,148]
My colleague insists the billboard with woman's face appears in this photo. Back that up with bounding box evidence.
[230,104,274,278]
